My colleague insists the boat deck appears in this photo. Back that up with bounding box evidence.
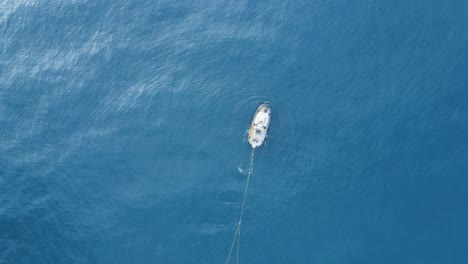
[248,104,271,148]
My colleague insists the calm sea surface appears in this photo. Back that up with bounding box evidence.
[1,1,468,263]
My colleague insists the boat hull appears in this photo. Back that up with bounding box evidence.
[248,103,271,148]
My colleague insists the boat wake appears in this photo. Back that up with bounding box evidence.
[237,167,246,174]
[225,103,271,263]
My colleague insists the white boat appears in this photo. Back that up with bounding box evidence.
[248,103,271,148]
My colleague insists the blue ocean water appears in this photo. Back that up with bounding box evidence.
[1,0,468,263]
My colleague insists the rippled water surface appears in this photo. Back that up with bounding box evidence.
[1,1,468,263]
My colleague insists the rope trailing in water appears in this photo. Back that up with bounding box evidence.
[225,148,256,264]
